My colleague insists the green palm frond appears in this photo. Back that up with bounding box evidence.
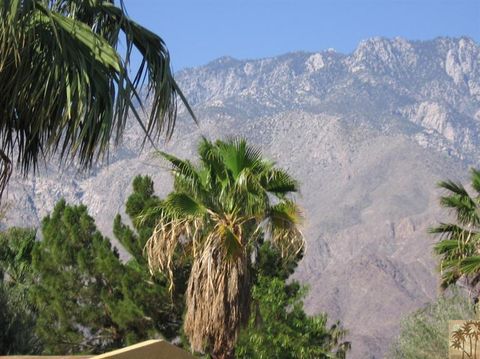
[198,137,226,178]
[217,138,249,179]
[432,170,480,292]
[164,192,206,219]
[429,223,469,236]
[434,239,465,256]
[470,168,480,194]
[262,167,299,195]
[160,151,201,184]
[216,138,265,179]
[268,200,304,257]
[440,195,479,226]
[438,180,470,198]
[438,177,479,226]
[0,0,195,200]
[460,257,480,275]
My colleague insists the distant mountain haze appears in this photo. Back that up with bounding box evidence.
[4,37,479,358]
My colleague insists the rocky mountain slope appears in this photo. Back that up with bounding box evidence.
[4,36,480,358]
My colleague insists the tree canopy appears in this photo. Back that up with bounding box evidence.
[236,240,350,359]
[0,228,40,354]
[31,199,180,354]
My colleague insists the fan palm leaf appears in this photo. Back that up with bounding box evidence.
[431,169,480,292]
[145,138,304,358]
[0,0,194,200]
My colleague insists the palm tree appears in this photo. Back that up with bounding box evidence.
[0,0,194,200]
[431,168,480,297]
[145,138,304,359]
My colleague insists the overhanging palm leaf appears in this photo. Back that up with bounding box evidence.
[0,0,195,200]
[431,169,480,292]
[145,138,304,358]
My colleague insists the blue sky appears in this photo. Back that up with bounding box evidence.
[124,0,480,71]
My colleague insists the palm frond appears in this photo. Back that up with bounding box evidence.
[460,256,480,275]
[262,167,299,196]
[98,2,196,138]
[268,200,305,257]
[145,216,201,291]
[217,138,248,179]
[432,173,480,292]
[159,151,207,199]
[434,239,464,255]
[429,223,468,236]
[0,0,195,201]
[470,168,480,195]
[438,180,470,197]
[164,192,206,219]
[440,194,479,226]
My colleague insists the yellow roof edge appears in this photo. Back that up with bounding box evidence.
[91,340,164,358]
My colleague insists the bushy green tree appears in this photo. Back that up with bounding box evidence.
[0,228,40,354]
[113,175,190,339]
[236,241,350,359]
[236,277,349,359]
[387,290,476,359]
[31,200,167,354]
[1,178,189,355]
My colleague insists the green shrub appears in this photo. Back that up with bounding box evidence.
[388,289,476,359]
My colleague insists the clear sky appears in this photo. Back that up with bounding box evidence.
[124,0,480,71]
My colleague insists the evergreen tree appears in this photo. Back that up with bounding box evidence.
[235,277,350,359]
[31,200,164,354]
[0,228,40,354]
[113,175,189,340]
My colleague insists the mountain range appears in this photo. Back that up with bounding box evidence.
[4,36,480,358]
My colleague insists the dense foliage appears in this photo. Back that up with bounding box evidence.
[113,175,190,339]
[235,240,350,359]
[32,200,143,353]
[236,277,349,359]
[387,290,476,359]
[31,198,182,354]
[0,178,188,355]
[0,228,40,354]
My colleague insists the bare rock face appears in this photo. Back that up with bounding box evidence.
[445,38,480,98]
[4,37,480,358]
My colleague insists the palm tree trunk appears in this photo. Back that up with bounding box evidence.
[212,348,235,359]
[184,246,251,357]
